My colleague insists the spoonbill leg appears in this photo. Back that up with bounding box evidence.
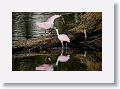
[61,41,64,48]
[66,42,67,49]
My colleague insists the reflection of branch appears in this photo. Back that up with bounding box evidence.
[86,37,102,51]
[85,44,99,51]
[86,37,102,44]
[13,35,74,53]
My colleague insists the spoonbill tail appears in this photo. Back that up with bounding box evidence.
[36,15,61,34]
[55,49,70,66]
[55,29,70,48]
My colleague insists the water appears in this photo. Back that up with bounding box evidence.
[12,48,102,71]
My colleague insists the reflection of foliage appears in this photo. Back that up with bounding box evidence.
[87,51,102,62]
[56,61,87,71]
[54,53,87,71]
[85,51,102,71]
[12,49,102,71]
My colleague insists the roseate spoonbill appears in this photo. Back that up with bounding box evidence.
[55,49,70,66]
[55,29,70,48]
[35,15,61,34]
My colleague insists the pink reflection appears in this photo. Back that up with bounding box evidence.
[56,49,70,66]
[57,55,70,62]
[35,64,53,71]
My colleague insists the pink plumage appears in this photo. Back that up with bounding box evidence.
[58,34,70,42]
[35,15,61,30]
[57,55,70,62]
[55,50,70,66]
[55,29,70,48]
[35,64,53,71]
[36,22,52,29]
[47,15,61,23]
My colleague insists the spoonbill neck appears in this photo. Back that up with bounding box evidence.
[55,29,59,36]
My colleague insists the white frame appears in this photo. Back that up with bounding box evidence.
[0,0,114,83]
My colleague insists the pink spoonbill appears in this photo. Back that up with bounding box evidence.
[35,15,61,34]
[55,29,70,48]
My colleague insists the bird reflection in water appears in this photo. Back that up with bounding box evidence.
[35,48,70,71]
[35,57,54,71]
[35,64,54,71]
[55,48,70,66]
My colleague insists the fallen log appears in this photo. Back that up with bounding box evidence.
[12,33,102,54]
[12,35,74,53]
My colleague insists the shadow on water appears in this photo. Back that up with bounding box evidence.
[12,47,102,71]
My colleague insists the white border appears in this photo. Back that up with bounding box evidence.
[0,0,114,83]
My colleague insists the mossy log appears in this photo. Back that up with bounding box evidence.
[13,34,101,54]
[12,35,74,53]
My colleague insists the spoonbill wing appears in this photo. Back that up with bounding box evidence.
[36,22,52,29]
[58,34,70,42]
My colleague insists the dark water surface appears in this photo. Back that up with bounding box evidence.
[12,47,102,71]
